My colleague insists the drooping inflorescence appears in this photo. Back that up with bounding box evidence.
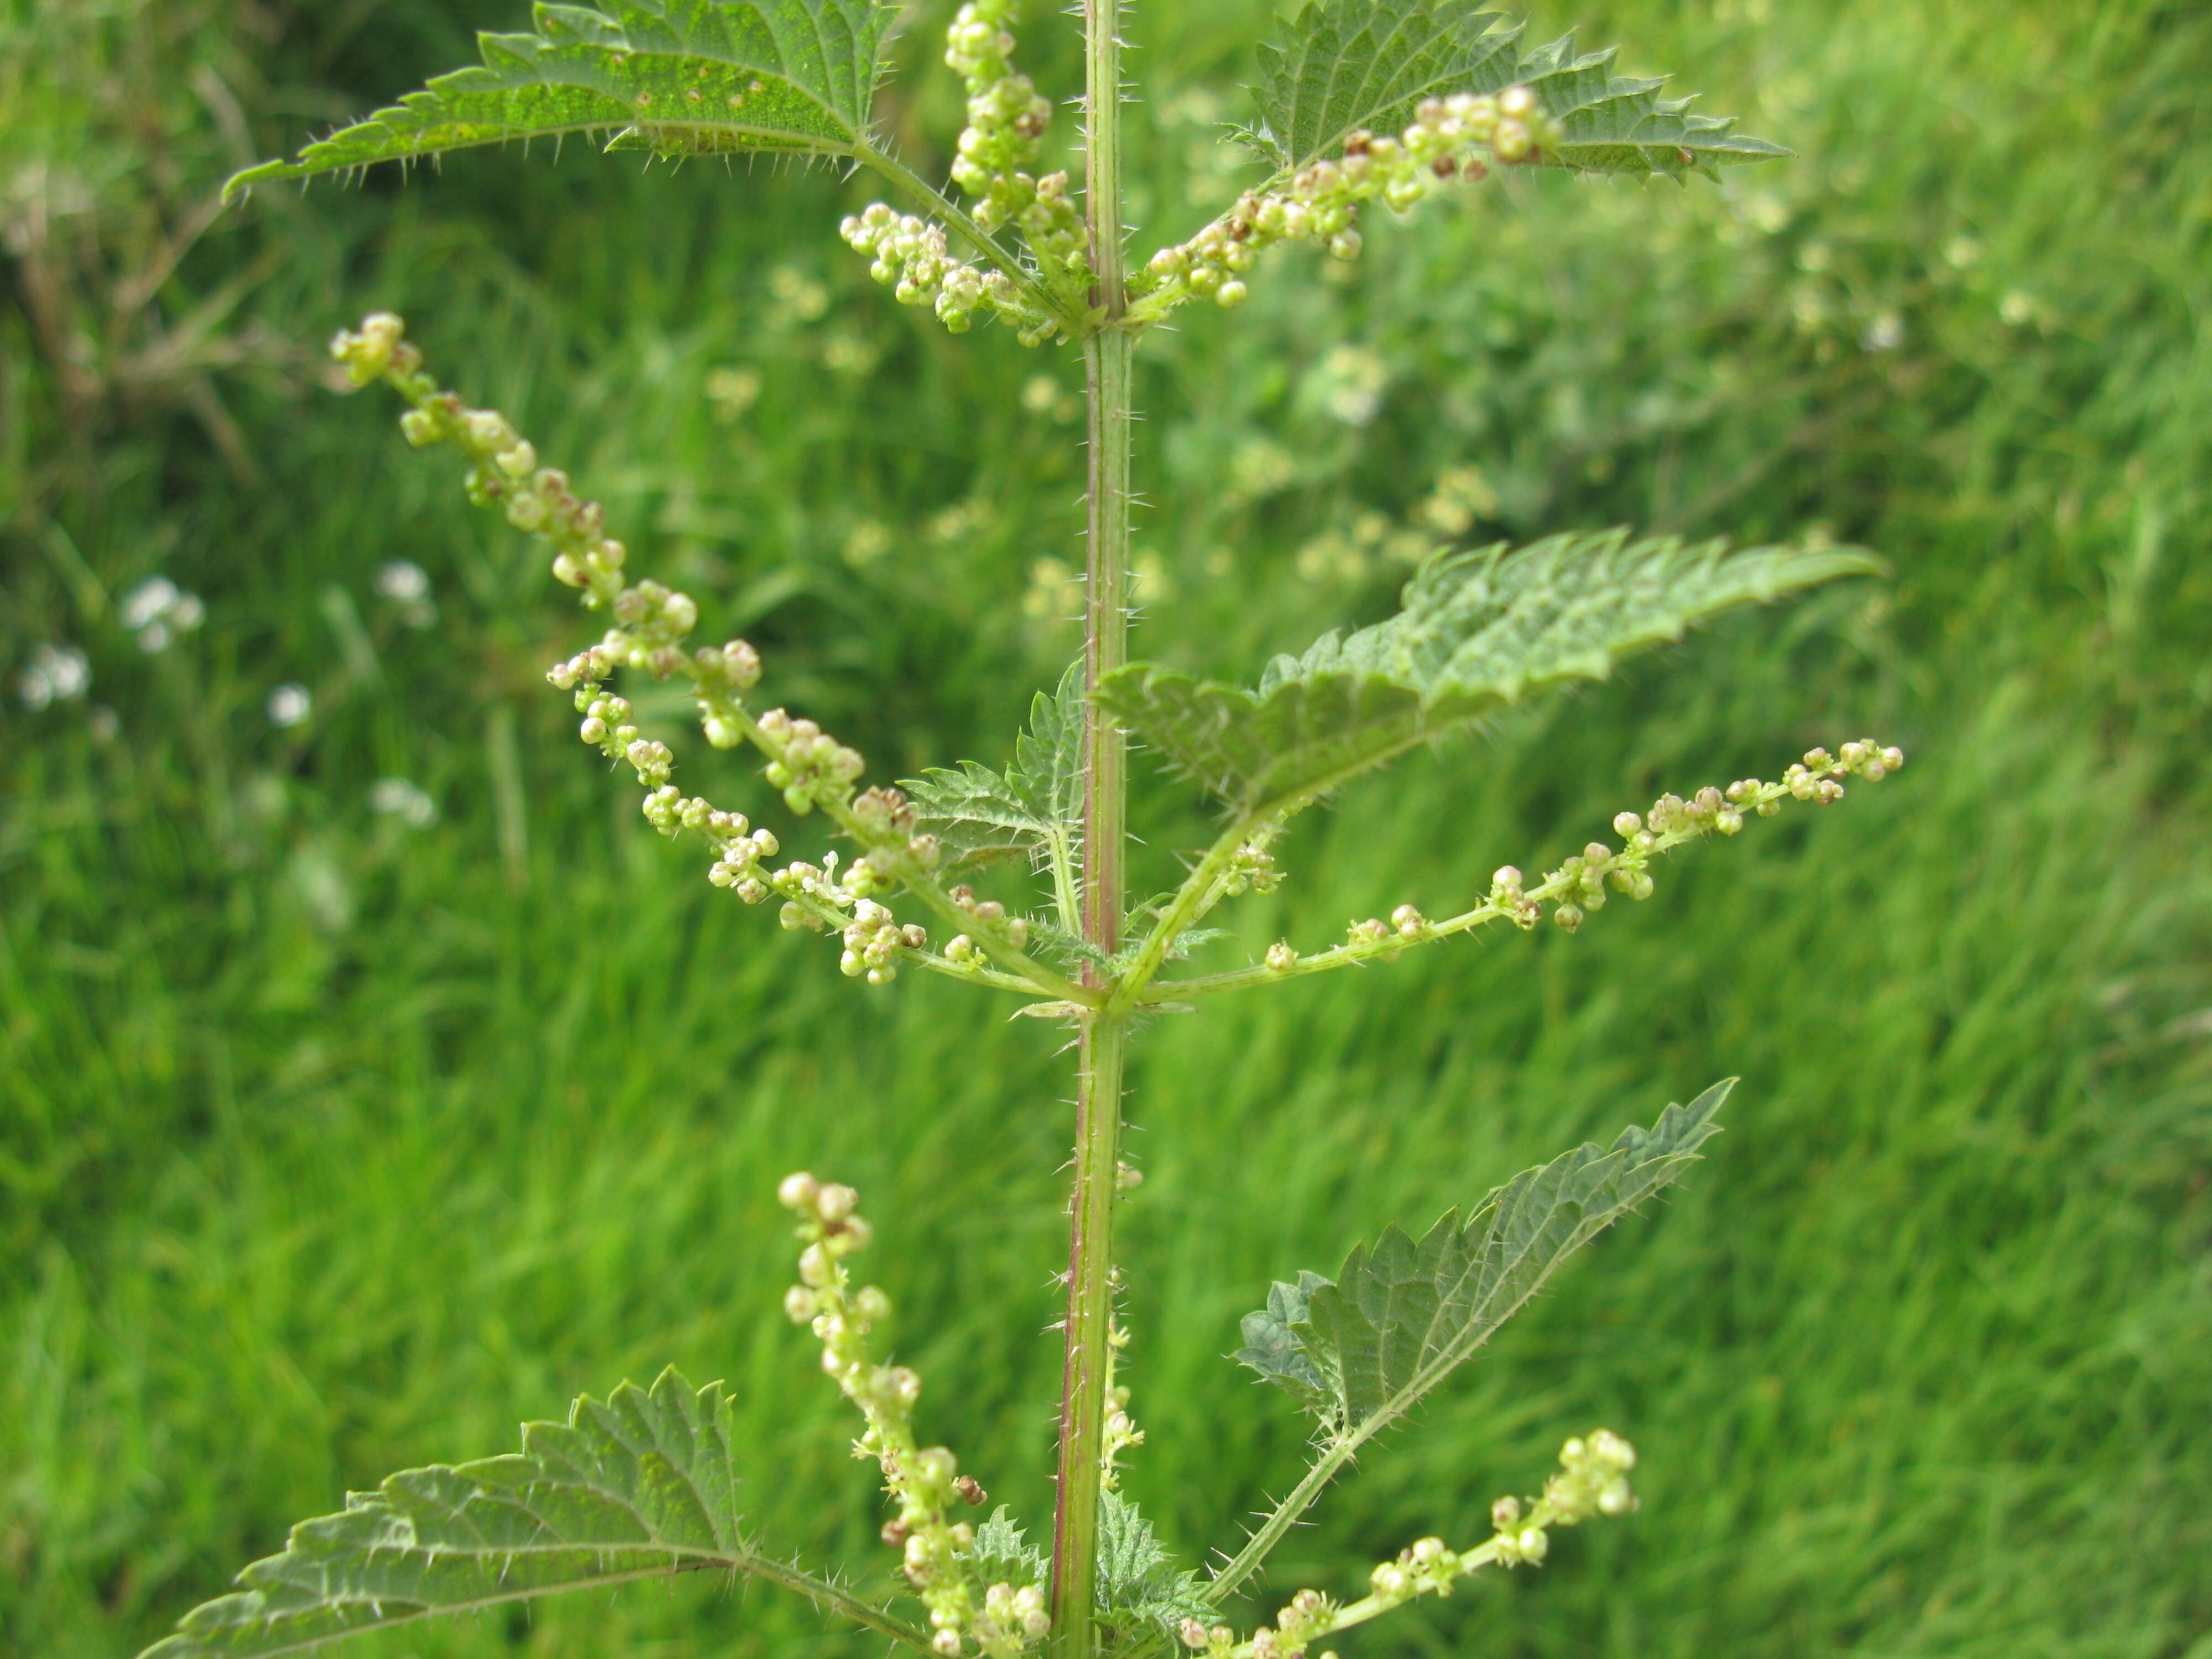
[326,314,1077,1000]
[1128,87,1563,321]
[780,1175,1046,1658]
[1180,1432,1639,1659]
[839,2,1088,344]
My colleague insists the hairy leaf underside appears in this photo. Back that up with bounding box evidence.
[225,1,893,200]
[1237,1083,1729,1433]
[1248,0,1787,179]
[1098,531,1876,818]
[142,1369,905,1658]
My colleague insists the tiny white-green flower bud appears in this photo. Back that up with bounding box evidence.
[1516,1526,1548,1562]
[852,1285,891,1326]
[774,1168,818,1212]
[784,1285,816,1322]
[798,1243,834,1287]
[816,1183,859,1222]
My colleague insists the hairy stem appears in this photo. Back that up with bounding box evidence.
[1204,1433,1366,1605]
[1052,5,1131,1656]
[1104,815,1251,1015]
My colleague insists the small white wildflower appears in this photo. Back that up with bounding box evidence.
[267,684,313,728]
[120,576,180,632]
[19,643,91,710]
[374,560,432,603]
[371,777,437,828]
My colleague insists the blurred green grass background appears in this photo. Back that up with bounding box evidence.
[3,1,2208,1655]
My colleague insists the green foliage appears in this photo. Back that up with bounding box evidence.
[1238,1084,1727,1435]
[906,662,1086,906]
[1517,34,1791,180]
[1098,533,1874,820]
[1247,2,1785,179]
[224,0,893,200]
[1092,1493,1210,1639]
[13,3,2209,1659]
[144,1369,917,1658]
[964,1508,1047,1592]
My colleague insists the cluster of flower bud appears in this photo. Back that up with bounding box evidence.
[336,314,1061,1009]
[755,707,868,816]
[1368,1535,1464,1604]
[974,1581,1050,1655]
[841,205,1030,337]
[1129,86,1560,319]
[1269,740,1909,974]
[567,686,675,786]
[332,320,633,609]
[842,899,928,986]
[1542,1430,1638,1524]
[779,1173,1004,1655]
[943,1,1051,233]
[1220,842,1284,899]
[1187,1431,1641,1659]
[1099,1321,1144,1491]
[1182,1589,1343,1659]
[947,884,1031,953]
[940,1,1088,290]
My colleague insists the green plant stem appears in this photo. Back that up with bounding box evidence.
[1204,1433,1365,1606]
[1051,5,1131,1657]
[1136,776,1818,1004]
[1104,815,1251,1015]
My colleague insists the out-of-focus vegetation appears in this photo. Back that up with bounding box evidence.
[3,2,2206,1656]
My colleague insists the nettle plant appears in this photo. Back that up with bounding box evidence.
[153,3,1906,1657]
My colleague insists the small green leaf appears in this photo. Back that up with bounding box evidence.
[1239,1083,1728,1432]
[1246,3,1783,181]
[1234,1270,1333,1415]
[964,1505,1047,1591]
[225,1,894,202]
[906,662,1086,919]
[1094,1491,1211,1639]
[140,1368,924,1658]
[1098,531,1876,820]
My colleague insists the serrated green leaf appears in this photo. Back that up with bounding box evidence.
[906,662,1086,918]
[1246,3,1783,181]
[963,1505,1047,1591]
[1516,34,1791,180]
[141,1368,924,1658]
[1248,1,1517,169]
[225,1,893,201]
[1244,1083,1728,1432]
[1097,531,1876,820]
[1234,1270,1333,1415]
[1094,1491,1211,1638]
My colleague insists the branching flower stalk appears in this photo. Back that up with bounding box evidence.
[154,7,1896,1659]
